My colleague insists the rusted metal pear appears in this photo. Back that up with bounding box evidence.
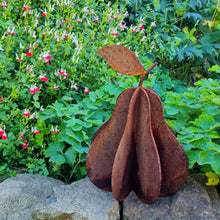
[86,45,189,204]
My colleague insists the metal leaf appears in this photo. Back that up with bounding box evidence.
[97,45,145,76]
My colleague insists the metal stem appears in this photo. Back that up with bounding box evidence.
[139,62,159,87]
[119,201,124,220]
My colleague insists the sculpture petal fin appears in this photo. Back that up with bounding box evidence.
[86,88,135,191]
[145,88,189,196]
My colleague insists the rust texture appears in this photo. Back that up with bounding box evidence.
[97,45,145,76]
[86,45,189,204]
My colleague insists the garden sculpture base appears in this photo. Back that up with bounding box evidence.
[0,174,219,220]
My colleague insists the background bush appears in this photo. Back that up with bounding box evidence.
[0,0,219,186]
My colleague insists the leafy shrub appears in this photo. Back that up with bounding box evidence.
[164,78,220,181]
[125,0,220,81]
[0,0,219,187]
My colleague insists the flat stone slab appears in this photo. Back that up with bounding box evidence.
[0,174,219,220]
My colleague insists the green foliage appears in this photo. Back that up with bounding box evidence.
[0,0,219,185]
[164,78,220,175]
[125,0,220,81]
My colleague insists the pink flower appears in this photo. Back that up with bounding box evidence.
[26,52,32,56]
[142,36,146,42]
[111,32,118,36]
[120,23,126,30]
[117,11,121,15]
[139,25,144,29]
[44,55,51,60]
[2,132,7,140]
[1,2,8,7]
[59,69,65,75]
[84,7,89,13]
[77,17,82,23]
[84,87,89,94]
[71,83,78,91]
[22,144,28,149]
[40,74,48,81]
[63,72,68,78]
[53,84,59,90]
[23,109,30,117]
[51,126,55,133]
[15,53,23,62]
[55,125,60,134]
[20,135,24,139]
[29,88,35,94]
[0,127,4,136]
[107,17,112,21]
[29,84,39,95]
[23,4,27,10]
[63,34,68,39]
[34,86,40,92]
[42,12,47,17]
[151,22,156,28]
[113,15,117,19]
[24,140,28,144]
[0,97,4,102]
[34,130,40,135]
[93,18,99,22]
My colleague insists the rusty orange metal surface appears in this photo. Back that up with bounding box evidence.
[86,45,189,204]
[97,45,145,76]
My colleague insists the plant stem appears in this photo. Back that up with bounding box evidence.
[139,62,159,87]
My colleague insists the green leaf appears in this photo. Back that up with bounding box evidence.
[208,65,220,73]
[66,129,84,142]
[208,142,220,152]
[198,151,220,174]
[62,96,73,101]
[164,104,179,115]
[202,104,220,116]
[183,12,202,21]
[33,93,39,101]
[53,102,64,110]
[66,118,83,127]
[46,142,64,156]
[33,101,40,108]
[190,138,211,151]
[89,92,97,102]
[193,114,215,130]
[0,112,8,121]
[49,154,65,166]
[35,132,44,146]
[65,147,76,166]
[71,125,83,131]
[39,109,56,120]
[72,145,88,153]
[186,149,201,168]
[64,136,88,153]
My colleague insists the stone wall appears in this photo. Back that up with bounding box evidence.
[0,174,219,220]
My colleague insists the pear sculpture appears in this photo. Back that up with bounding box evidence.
[86,45,189,204]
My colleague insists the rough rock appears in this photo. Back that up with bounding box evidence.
[0,174,219,220]
[123,177,219,220]
[0,174,66,220]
